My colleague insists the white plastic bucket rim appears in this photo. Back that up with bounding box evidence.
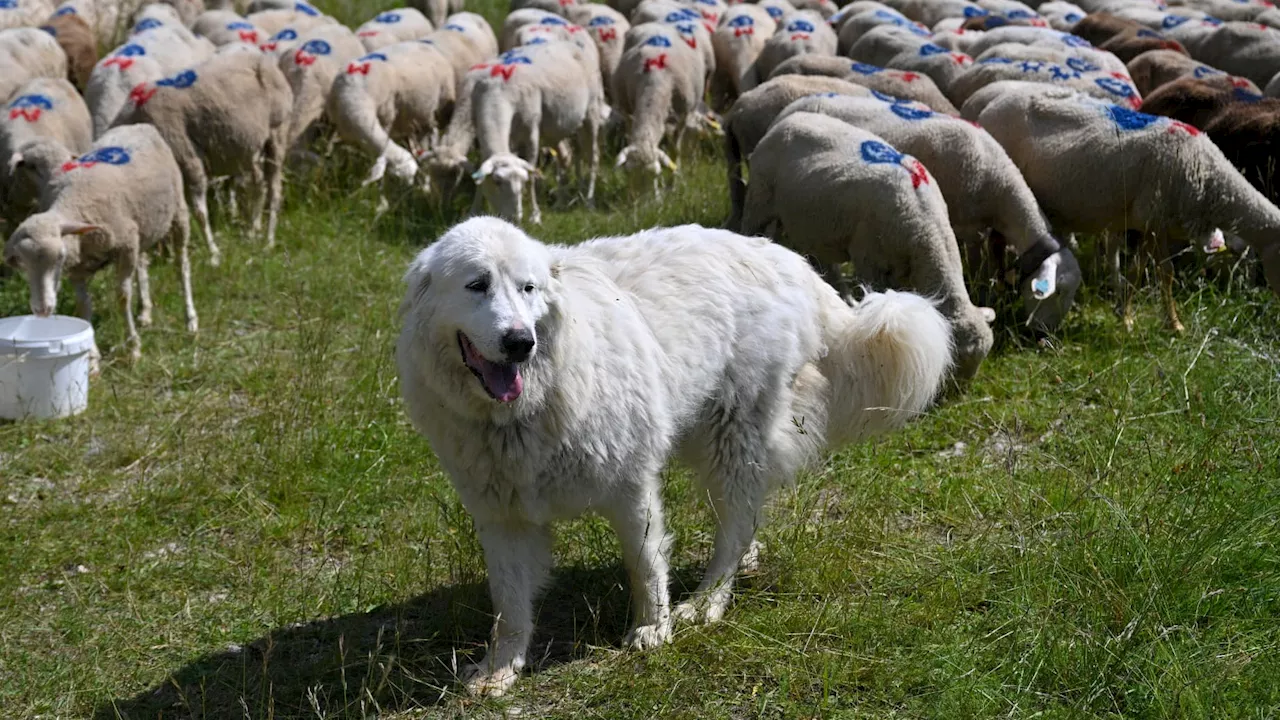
[0,315,96,360]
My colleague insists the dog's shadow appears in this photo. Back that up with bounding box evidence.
[94,564,700,719]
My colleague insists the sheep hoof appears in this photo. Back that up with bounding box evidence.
[208,252,222,268]
[138,313,153,328]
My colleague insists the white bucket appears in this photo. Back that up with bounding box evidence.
[0,315,96,421]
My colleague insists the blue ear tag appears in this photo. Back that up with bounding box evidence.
[1032,278,1050,294]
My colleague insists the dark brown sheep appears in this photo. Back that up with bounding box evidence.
[1067,12,1142,45]
[39,14,97,91]
[959,14,1049,31]
[1205,101,1280,200]
[1141,75,1267,128]
[1100,28,1187,63]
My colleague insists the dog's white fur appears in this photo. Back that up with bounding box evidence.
[396,217,953,697]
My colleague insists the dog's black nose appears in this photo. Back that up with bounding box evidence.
[501,328,535,362]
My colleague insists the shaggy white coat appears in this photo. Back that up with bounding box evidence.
[396,217,953,697]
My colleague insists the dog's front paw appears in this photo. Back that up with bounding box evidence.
[463,661,520,698]
[673,590,731,626]
[623,620,672,651]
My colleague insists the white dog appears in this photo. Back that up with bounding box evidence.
[396,217,953,697]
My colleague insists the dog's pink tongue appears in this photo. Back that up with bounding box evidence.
[481,361,523,403]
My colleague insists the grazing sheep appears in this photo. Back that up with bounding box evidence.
[949,56,1142,108]
[85,28,216,137]
[356,7,435,51]
[848,25,975,91]
[614,23,706,193]
[1098,26,1187,62]
[1203,99,1280,201]
[1068,11,1140,44]
[751,10,838,82]
[409,0,467,29]
[1180,21,1280,87]
[769,54,960,112]
[958,77,1081,118]
[424,13,501,80]
[775,92,1082,331]
[51,0,122,49]
[2,124,196,359]
[1039,1,1087,31]
[39,12,97,90]
[723,74,872,229]
[501,7,568,49]
[0,27,69,107]
[511,0,579,17]
[247,5,336,36]
[1140,74,1265,127]
[835,7,929,56]
[978,91,1280,329]
[192,11,266,48]
[626,0,717,81]
[327,41,457,191]
[115,50,292,262]
[2,77,92,222]
[974,40,1129,74]
[469,41,604,222]
[709,4,776,109]
[129,3,188,34]
[277,23,364,149]
[1127,47,1235,94]
[1,0,54,30]
[886,0,989,28]
[742,112,994,378]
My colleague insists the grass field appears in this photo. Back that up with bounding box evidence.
[3,3,1280,717]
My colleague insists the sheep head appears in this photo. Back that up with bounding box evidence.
[419,147,474,195]
[1020,243,1082,334]
[4,213,99,317]
[473,153,537,223]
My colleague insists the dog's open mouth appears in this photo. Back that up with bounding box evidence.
[459,332,523,403]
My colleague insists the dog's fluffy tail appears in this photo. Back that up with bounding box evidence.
[819,288,953,448]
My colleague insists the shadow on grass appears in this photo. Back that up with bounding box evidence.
[94,564,699,719]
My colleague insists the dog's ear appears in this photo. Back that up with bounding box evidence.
[399,252,434,319]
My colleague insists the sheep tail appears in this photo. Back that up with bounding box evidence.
[817,286,953,448]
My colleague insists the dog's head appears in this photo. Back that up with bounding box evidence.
[399,217,559,411]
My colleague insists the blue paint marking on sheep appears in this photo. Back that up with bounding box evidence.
[860,139,904,165]
[498,50,533,64]
[1065,57,1099,73]
[871,89,905,103]
[0,0,18,7]
[443,23,467,31]
[1136,28,1160,38]
[526,37,548,44]
[228,21,255,29]
[539,15,568,24]
[1233,87,1263,102]
[664,9,695,22]
[1192,65,1222,78]
[890,103,933,120]
[1049,65,1078,80]
[157,69,197,88]
[79,147,132,166]
[295,2,319,16]
[589,15,616,26]
[1061,33,1090,47]
[645,34,672,47]
[850,62,883,74]
[54,5,76,15]
[117,43,147,56]
[1095,76,1134,97]
[1007,9,1035,19]
[1161,14,1189,28]
[979,56,1014,64]
[300,38,330,54]
[8,94,53,110]
[1106,104,1161,130]
[41,25,57,37]
[985,16,1009,27]
[1020,60,1045,72]
[273,28,298,41]
[676,22,695,34]
[727,14,752,26]
[765,6,783,18]
[358,52,389,62]
[375,12,401,23]
[1032,278,1051,294]
[1065,12,1082,22]
[963,5,988,16]
[874,9,903,20]
[919,43,948,56]
[786,19,815,32]
[133,17,163,31]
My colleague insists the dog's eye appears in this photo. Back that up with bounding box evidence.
[523,283,536,293]
[465,278,488,293]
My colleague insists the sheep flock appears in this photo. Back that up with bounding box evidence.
[3,0,1280,380]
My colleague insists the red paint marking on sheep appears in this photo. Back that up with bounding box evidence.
[1128,96,1141,108]
[9,108,42,122]
[357,30,378,37]
[1030,18,1046,26]
[1229,76,1252,88]
[238,30,258,42]
[103,56,133,70]
[898,70,920,82]
[644,53,668,72]
[703,21,715,33]
[1110,71,1128,80]
[733,26,753,36]
[347,61,373,74]
[1167,120,1199,136]
[952,53,972,65]
[295,49,317,65]
[598,27,617,41]
[129,83,156,106]
[490,64,518,80]
[260,41,277,51]
[790,32,810,41]
[908,159,929,188]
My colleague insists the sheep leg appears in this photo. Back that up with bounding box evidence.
[1158,257,1184,334]
[527,129,542,226]
[264,132,287,249]
[135,253,153,328]
[173,204,198,333]
[73,276,93,320]
[579,118,599,207]
[115,252,141,360]
[188,166,220,268]
[248,159,267,238]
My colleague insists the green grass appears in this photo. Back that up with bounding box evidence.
[3,3,1280,717]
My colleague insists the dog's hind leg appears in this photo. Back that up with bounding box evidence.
[602,476,674,651]
[464,521,553,698]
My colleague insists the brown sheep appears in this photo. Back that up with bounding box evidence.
[1205,101,1280,201]
[1100,28,1187,64]
[1068,12,1141,46]
[1141,75,1267,128]
[1128,48,1227,95]
[39,13,96,90]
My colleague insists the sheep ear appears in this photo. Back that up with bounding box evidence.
[1029,254,1059,300]
[615,146,632,167]
[472,157,497,181]
[60,223,101,236]
[979,306,996,324]
[8,152,23,173]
